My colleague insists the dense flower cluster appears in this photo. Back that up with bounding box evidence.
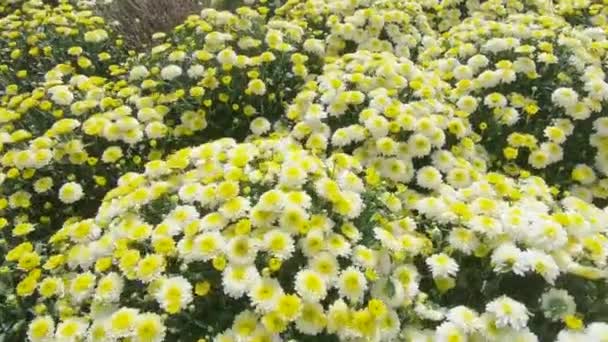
[2,0,608,341]
[424,12,608,203]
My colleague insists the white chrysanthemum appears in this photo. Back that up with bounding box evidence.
[160,64,183,80]
[59,182,84,204]
[337,267,367,303]
[191,231,225,261]
[373,227,400,252]
[295,269,328,302]
[435,322,467,342]
[352,245,377,269]
[541,289,576,321]
[129,65,150,80]
[408,133,432,157]
[552,87,579,108]
[133,313,166,342]
[55,318,88,342]
[249,277,284,312]
[309,252,339,281]
[529,220,567,251]
[516,250,560,284]
[303,38,325,56]
[250,117,271,135]
[484,93,507,109]
[222,264,260,299]
[364,114,389,138]
[178,183,203,203]
[448,228,479,255]
[467,54,489,71]
[331,128,352,147]
[109,307,139,338]
[337,171,365,193]
[414,302,445,321]
[469,215,503,237]
[94,272,124,303]
[200,212,228,231]
[495,329,539,342]
[486,296,529,330]
[155,276,193,314]
[247,79,267,96]
[187,64,205,79]
[219,197,251,220]
[295,301,326,335]
[168,205,199,227]
[280,163,308,188]
[447,306,480,333]
[426,253,459,278]
[416,166,443,190]
[69,272,96,303]
[491,243,524,274]
[48,85,74,106]
[27,316,55,342]
[67,219,101,243]
[226,236,258,265]
[217,48,237,65]
[263,229,295,260]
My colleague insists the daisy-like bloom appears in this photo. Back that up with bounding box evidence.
[109,308,140,338]
[295,301,326,335]
[276,294,303,322]
[133,313,166,342]
[38,277,64,299]
[416,166,443,190]
[435,322,467,342]
[222,264,260,299]
[69,272,96,303]
[129,65,150,80]
[178,183,203,203]
[247,79,267,96]
[226,236,258,265]
[55,318,89,342]
[516,250,560,284]
[160,64,183,80]
[426,253,459,278]
[48,85,74,106]
[155,276,193,314]
[27,316,55,342]
[136,254,166,282]
[337,266,367,303]
[249,277,284,312]
[448,228,479,255]
[58,182,84,204]
[309,252,339,281]
[219,197,251,220]
[447,306,481,333]
[491,243,524,274]
[541,289,576,321]
[94,272,124,302]
[231,310,258,337]
[191,231,225,261]
[295,269,328,302]
[250,117,271,135]
[551,87,579,109]
[263,229,295,260]
[87,320,111,341]
[486,296,530,330]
